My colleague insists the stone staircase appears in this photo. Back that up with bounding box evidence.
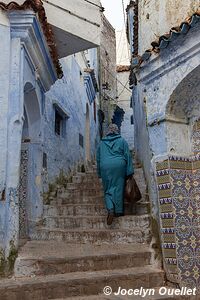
[0,166,195,299]
[29,166,151,244]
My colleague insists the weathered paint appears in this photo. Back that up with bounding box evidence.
[132,24,200,217]
[44,53,99,183]
[128,1,200,288]
[138,0,200,53]
[0,22,10,248]
[2,0,102,57]
[0,10,100,259]
[100,15,117,133]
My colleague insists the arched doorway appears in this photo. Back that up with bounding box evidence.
[156,65,200,288]
[19,82,42,239]
[85,103,91,162]
[165,65,200,155]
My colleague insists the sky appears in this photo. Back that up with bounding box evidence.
[101,0,130,30]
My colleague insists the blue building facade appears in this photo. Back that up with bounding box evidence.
[127,0,200,289]
[0,7,100,260]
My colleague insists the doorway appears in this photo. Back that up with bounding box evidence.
[19,82,42,239]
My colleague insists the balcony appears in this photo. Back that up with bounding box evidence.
[43,0,102,57]
[3,0,102,57]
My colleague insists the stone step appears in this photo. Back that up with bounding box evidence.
[59,189,104,198]
[76,172,99,179]
[67,182,102,190]
[43,204,107,217]
[43,203,149,218]
[136,201,151,215]
[42,215,150,230]
[14,241,151,277]
[72,175,101,184]
[50,196,148,207]
[125,200,150,214]
[31,227,151,244]
[0,266,164,299]
[50,195,104,206]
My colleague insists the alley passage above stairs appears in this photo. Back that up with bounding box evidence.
[0,165,196,299]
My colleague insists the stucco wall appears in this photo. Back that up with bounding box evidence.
[134,21,200,217]
[44,52,99,183]
[132,85,158,215]
[3,0,102,57]
[0,21,10,246]
[127,0,200,288]
[0,10,99,253]
[116,29,130,65]
[139,25,200,156]
[100,15,117,132]
[138,0,200,53]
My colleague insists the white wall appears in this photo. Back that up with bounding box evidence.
[138,0,200,54]
[117,70,134,149]
[116,28,133,149]
[116,29,130,65]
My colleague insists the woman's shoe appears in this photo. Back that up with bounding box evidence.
[107,213,114,225]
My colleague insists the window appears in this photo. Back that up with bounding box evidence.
[79,134,84,148]
[130,96,133,108]
[43,153,47,170]
[53,102,69,138]
[55,109,65,137]
[93,101,96,123]
[131,115,134,125]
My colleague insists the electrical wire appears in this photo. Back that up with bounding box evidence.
[118,32,129,64]
[122,0,126,26]
[116,28,124,57]
[102,65,131,94]
[82,0,104,11]
[116,1,131,64]
[121,0,131,62]
[116,0,127,58]
[117,79,130,98]
[103,92,118,104]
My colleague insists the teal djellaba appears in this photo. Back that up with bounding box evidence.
[96,124,134,225]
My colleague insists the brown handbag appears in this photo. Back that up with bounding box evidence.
[125,176,142,203]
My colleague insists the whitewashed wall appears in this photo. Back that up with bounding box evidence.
[138,0,200,53]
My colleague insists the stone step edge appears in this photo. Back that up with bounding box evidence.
[65,186,103,190]
[15,248,151,262]
[44,203,149,209]
[43,214,150,220]
[43,203,106,208]
[0,266,164,288]
[34,227,149,233]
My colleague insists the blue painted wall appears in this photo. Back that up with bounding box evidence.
[0,22,10,249]
[44,53,99,183]
[0,10,100,255]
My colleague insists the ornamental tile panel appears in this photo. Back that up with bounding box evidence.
[160,203,174,213]
[156,160,169,171]
[156,153,200,288]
